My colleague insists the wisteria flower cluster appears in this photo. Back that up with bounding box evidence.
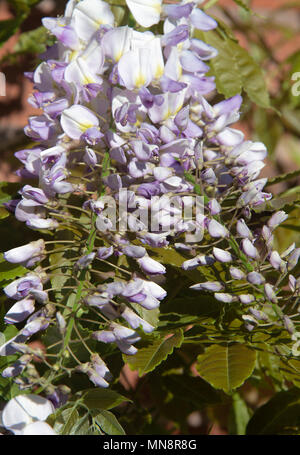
[1,0,300,435]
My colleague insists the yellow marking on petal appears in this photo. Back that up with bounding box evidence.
[155,65,164,79]
[115,51,123,62]
[174,101,184,116]
[163,109,172,121]
[178,64,183,79]
[135,72,146,88]
[79,122,94,132]
[163,101,184,121]
[69,50,79,61]
[83,75,95,84]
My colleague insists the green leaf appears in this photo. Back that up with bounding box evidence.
[82,388,130,410]
[14,26,54,54]
[279,358,300,388]
[69,414,90,435]
[0,208,9,220]
[0,1,42,48]
[0,182,21,206]
[130,303,160,329]
[93,410,125,435]
[0,18,24,47]
[229,392,251,435]
[124,330,184,376]
[9,0,41,14]
[280,224,300,234]
[196,344,257,393]
[0,254,27,285]
[197,30,242,98]
[54,407,79,435]
[199,30,271,108]
[87,424,103,435]
[246,388,300,435]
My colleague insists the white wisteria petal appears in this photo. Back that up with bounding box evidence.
[118,48,153,90]
[65,57,103,85]
[61,105,99,139]
[64,0,77,19]
[126,0,162,28]
[164,47,182,81]
[2,395,54,435]
[131,32,164,79]
[5,298,35,325]
[101,26,133,62]
[148,91,185,124]
[4,240,44,264]
[81,36,105,69]
[72,0,114,41]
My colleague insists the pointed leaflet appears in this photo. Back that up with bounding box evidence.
[198,30,271,108]
[69,414,90,435]
[93,410,125,435]
[123,330,184,376]
[195,30,242,99]
[196,344,257,393]
[53,407,79,435]
[82,388,130,410]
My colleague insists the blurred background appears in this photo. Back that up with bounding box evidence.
[0,0,299,435]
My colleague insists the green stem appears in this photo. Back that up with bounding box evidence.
[61,213,98,355]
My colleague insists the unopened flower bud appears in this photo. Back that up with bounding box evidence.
[190,281,224,292]
[242,238,258,259]
[247,271,265,285]
[236,219,252,239]
[264,283,277,303]
[213,247,233,263]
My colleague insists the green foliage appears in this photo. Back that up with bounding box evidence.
[228,392,251,435]
[14,26,55,55]
[93,410,125,435]
[196,344,257,393]
[53,407,80,435]
[197,29,271,108]
[0,253,27,287]
[124,330,184,376]
[0,182,21,206]
[82,388,130,411]
[0,0,42,48]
